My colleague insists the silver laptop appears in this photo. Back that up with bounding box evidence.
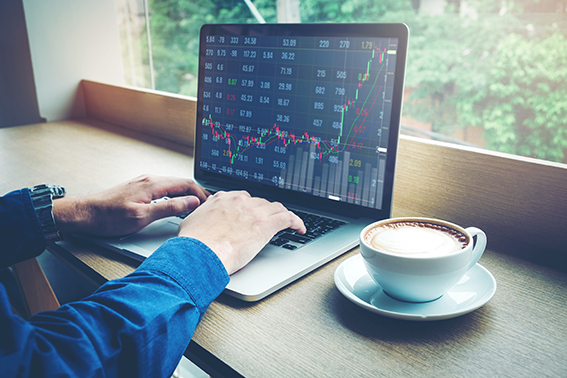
[84,23,409,301]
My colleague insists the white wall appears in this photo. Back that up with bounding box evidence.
[22,0,124,121]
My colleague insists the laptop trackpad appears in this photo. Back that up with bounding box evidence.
[119,218,180,253]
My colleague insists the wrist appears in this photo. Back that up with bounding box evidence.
[177,230,236,274]
[198,240,237,275]
[52,195,93,235]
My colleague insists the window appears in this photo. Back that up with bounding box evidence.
[115,0,567,164]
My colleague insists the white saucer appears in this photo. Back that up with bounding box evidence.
[334,254,496,321]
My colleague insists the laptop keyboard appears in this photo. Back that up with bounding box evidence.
[174,193,346,251]
[269,210,347,251]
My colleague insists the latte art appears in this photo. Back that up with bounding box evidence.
[365,221,468,257]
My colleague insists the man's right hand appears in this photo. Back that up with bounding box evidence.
[178,191,306,275]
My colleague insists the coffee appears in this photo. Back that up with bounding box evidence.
[364,220,468,257]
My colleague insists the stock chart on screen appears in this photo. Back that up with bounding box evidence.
[198,32,400,210]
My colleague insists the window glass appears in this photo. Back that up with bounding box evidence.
[116,0,153,89]
[116,0,567,164]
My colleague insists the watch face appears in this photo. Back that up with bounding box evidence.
[30,184,66,198]
[48,184,66,198]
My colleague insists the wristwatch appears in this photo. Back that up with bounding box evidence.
[29,184,66,242]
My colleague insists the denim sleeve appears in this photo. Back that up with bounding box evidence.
[0,189,46,269]
[0,237,230,378]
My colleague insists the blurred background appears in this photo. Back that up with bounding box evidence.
[115,0,567,164]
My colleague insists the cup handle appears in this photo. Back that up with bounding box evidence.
[465,227,487,271]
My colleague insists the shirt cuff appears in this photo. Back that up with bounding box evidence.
[0,188,46,269]
[136,237,230,312]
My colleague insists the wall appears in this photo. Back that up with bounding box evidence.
[0,0,42,127]
[22,0,124,121]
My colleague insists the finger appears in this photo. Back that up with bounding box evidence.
[254,200,306,235]
[212,190,251,198]
[180,181,210,203]
[147,195,201,221]
[288,211,307,234]
[264,202,306,234]
[268,208,306,235]
[143,176,209,204]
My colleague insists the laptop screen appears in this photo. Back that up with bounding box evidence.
[195,23,408,219]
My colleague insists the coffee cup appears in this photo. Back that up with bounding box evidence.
[360,217,487,303]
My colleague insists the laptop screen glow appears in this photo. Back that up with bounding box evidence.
[195,23,408,217]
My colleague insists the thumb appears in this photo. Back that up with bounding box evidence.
[148,196,201,221]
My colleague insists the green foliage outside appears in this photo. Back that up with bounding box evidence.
[149,0,275,96]
[472,32,567,162]
[146,0,567,163]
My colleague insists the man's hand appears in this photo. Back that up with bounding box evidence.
[53,175,209,237]
[178,191,306,275]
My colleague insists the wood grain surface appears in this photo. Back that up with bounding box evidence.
[194,248,567,377]
[0,119,194,193]
[1,116,566,377]
[12,258,60,317]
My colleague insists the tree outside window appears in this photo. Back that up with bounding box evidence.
[116,0,567,164]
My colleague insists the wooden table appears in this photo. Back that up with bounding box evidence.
[2,119,566,377]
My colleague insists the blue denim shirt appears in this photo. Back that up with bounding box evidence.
[0,189,46,267]
[0,189,230,377]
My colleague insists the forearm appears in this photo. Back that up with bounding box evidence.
[1,238,229,378]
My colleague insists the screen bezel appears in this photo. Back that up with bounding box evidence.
[194,23,409,220]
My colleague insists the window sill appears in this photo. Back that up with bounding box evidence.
[81,80,567,271]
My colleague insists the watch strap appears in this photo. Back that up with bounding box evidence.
[29,184,66,242]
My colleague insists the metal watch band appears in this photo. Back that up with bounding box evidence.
[29,184,66,242]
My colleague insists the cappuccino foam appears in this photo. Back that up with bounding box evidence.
[365,221,468,257]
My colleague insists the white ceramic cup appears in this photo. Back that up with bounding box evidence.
[360,217,487,303]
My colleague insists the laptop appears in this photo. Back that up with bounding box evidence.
[83,23,409,301]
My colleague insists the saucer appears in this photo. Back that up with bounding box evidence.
[334,254,496,321]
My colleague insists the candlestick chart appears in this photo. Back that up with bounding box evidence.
[198,34,399,209]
